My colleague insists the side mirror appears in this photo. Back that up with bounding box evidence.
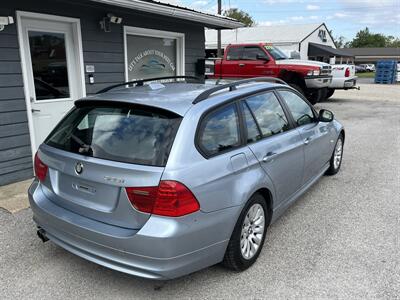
[256,54,269,62]
[319,109,334,122]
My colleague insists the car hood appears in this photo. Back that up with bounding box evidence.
[275,59,330,68]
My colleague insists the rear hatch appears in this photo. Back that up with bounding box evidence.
[39,101,182,230]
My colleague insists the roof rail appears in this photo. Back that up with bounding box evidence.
[193,77,287,104]
[96,76,201,94]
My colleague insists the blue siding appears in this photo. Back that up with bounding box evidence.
[0,0,206,186]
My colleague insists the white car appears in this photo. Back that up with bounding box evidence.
[361,64,375,72]
[327,64,358,99]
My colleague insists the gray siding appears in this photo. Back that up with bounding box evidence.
[0,5,33,185]
[0,0,205,186]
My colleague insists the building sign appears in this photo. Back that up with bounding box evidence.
[126,34,177,80]
[318,29,327,42]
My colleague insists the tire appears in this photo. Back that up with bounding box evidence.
[325,134,344,176]
[288,83,305,96]
[326,89,335,99]
[305,89,323,105]
[222,194,268,271]
[318,87,328,102]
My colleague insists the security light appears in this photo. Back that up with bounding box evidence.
[0,16,14,32]
[100,13,122,32]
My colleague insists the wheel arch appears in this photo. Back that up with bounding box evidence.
[279,70,306,89]
[340,129,345,143]
[253,187,274,226]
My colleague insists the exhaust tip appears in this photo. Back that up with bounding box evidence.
[37,228,49,243]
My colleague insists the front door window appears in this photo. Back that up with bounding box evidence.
[28,31,70,100]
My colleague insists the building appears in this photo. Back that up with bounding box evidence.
[0,0,242,186]
[205,23,354,64]
[345,48,400,64]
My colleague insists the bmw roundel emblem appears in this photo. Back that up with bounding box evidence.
[75,162,84,175]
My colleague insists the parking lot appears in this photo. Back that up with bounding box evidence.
[1,83,399,299]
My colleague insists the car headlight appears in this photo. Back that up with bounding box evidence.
[307,69,320,76]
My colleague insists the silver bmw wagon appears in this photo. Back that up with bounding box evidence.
[29,77,345,280]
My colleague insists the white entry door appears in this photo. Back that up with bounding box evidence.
[18,12,85,150]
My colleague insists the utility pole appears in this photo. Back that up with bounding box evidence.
[217,0,222,57]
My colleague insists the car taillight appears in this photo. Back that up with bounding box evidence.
[34,152,48,182]
[126,181,200,217]
[345,67,350,77]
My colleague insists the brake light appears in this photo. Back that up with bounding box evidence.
[34,152,48,182]
[345,67,350,77]
[126,181,200,217]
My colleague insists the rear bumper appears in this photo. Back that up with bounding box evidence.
[305,75,332,89]
[329,77,358,89]
[29,181,240,280]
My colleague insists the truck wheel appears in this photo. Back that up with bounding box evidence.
[306,90,320,105]
[326,89,335,99]
[318,88,328,102]
[288,83,305,96]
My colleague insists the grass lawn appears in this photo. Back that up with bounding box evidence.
[357,72,375,78]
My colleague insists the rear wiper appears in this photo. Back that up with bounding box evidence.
[71,134,93,154]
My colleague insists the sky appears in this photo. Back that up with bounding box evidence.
[158,0,400,42]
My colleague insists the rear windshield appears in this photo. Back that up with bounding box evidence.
[45,104,182,167]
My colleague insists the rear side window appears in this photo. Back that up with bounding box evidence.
[245,92,290,137]
[226,47,243,60]
[45,105,182,166]
[241,101,262,143]
[198,103,241,156]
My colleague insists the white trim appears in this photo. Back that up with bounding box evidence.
[123,26,185,81]
[16,11,86,157]
[90,0,243,29]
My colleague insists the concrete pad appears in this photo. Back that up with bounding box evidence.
[0,179,33,213]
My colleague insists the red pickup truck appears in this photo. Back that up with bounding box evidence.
[206,43,332,104]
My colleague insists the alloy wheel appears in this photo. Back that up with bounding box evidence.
[334,138,343,169]
[240,203,265,260]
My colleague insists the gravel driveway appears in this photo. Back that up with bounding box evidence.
[1,84,399,299]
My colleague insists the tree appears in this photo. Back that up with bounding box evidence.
[223,8,255,27]
[329,30,349,48]
[385,35,400,47]
[349,27,388,48]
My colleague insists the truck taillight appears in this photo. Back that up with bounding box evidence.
[34,152,48,182]
[345,67,350,77]
[126,181,200,217]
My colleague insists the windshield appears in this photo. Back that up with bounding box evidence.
[264,45,288,60]
[45,104,182,167]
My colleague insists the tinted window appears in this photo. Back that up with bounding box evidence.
[245,92,289,137]
[28,31,70,100]
[241,101,262,143]
[279,90,315,126]
[45,105,181,166]
[226,47,243,60]
[199,104,240,155]
[242,47,268,60]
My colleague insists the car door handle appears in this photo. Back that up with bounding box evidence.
[304,137,312,145]
[262,152,277,163]
[239,63,245,67]
[31,109,41,113]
